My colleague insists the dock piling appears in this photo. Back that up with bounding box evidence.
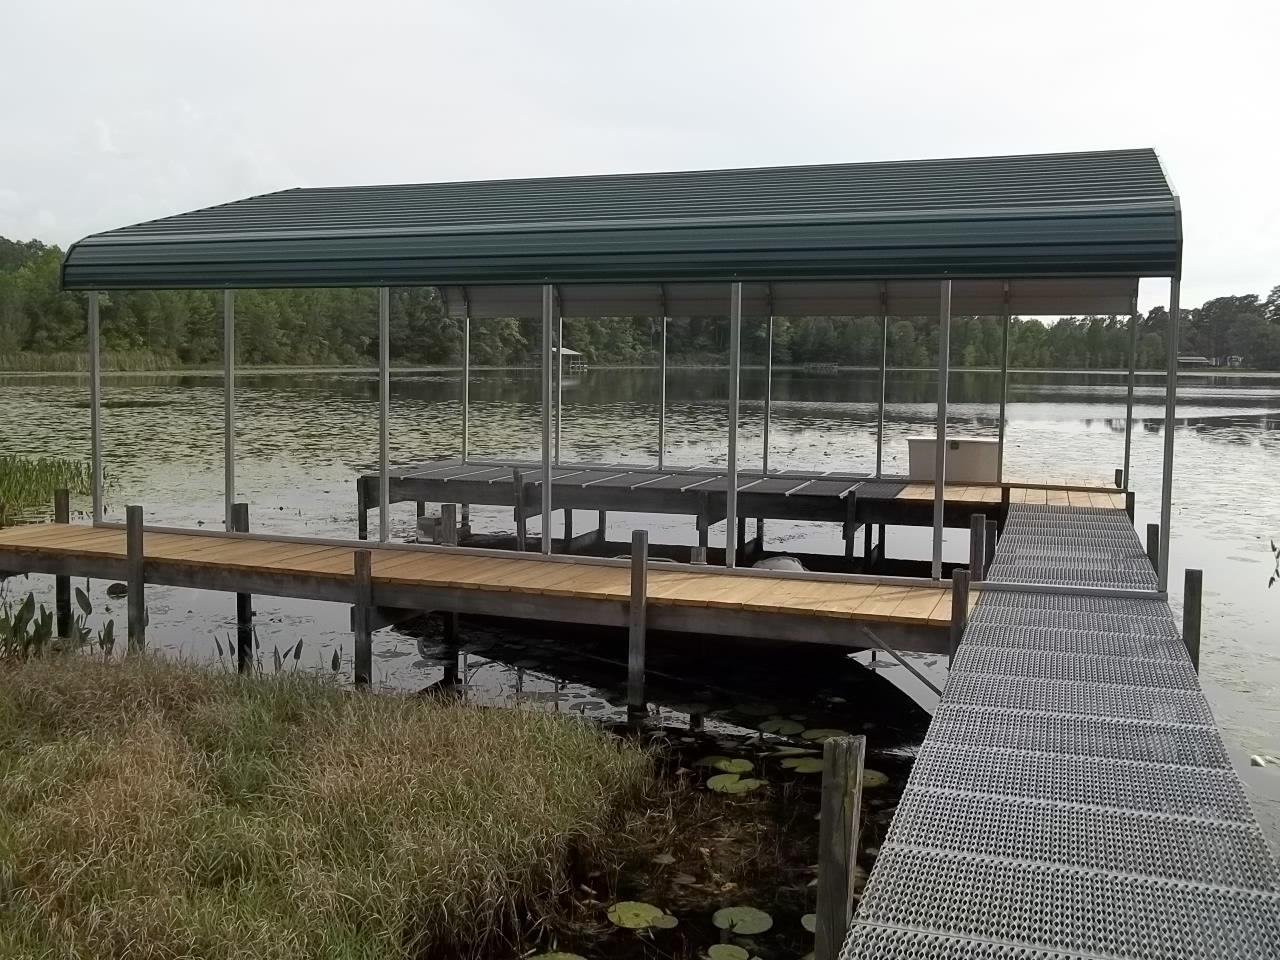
[1146,523,1160,575]
[440,504,459,546]
[1184,568,1203,671]
[512,470,527,551]
[815,734,865,960]
[627,529,648,723]
[356,476,369,540]
[125,504,145,653]
[563,508,573,552]
[596,510,607,547]
[232,502,253,673]
[352,551,373,686]
[1114,467,1124,489]
[949,568,969,664]
[969,514,987,583]
[985,519,998,577]
[1125,490,1136,521]
[53,488,71,638]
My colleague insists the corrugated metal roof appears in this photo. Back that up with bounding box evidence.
[61,148,1180,291]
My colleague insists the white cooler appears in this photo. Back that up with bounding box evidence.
[907,436,999,483]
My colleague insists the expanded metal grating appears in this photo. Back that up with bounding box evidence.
[844,501,1280,960]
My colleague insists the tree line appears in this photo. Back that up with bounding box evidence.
[4,236,1279,370]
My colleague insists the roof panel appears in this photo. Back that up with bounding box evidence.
[61,148,1180,291]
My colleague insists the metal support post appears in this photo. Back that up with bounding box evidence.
[726,282,742,568]
[555,312,563,464]
[932,281,952,579]
[1123,298,1137,488]
[876,282,888,477]
[764,313,774,474]
[996,281,1011,483]
[223,290,235,531]
[378,288,390,542]
[1158,279,1180,591]
[461,293,471,461]
[541,285,554,554]
[658,314,668,469]
[88,292,103,523]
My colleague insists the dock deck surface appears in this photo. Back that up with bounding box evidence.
[843,503,1280,960]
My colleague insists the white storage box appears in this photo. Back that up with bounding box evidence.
[907,436,999,483]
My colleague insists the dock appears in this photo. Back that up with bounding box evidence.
[843,502,1280,960]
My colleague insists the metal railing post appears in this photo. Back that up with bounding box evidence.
[932,280,952,579]
[88,291,103,523]
[1158,278,1180,591]
[378,288,390,542]
[223,290,235,531]
[726,283,742,568]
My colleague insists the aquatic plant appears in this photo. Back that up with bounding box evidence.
[0,455,92,525]
[0,588,114,661]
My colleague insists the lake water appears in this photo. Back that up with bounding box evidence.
[2,366,1279,843]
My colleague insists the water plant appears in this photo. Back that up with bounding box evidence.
[0,587,114,660]
[0,455,92,525]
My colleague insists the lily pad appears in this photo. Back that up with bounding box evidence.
[607,900,668,930]
[758,717,805,736]
[801,912,817,933]
[708,946,750,960]
[770,746,819,757]
[713,905,774,935]
[707,773,766,795]
[863,769,890,788]
[697,756,754,774]
[801,728,850,742]
[780,757,825,774]
[652,914,679,929]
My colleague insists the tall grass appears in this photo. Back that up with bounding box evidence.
[0,349,177,372]
[0,455,91,524]
[0,656,652,959]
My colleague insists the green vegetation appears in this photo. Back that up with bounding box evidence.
[0,455,91,524]
[0,656,651,959]
[5,236,1280,369]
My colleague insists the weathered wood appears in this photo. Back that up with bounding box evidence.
[232,502,253,673]
[1125,490,1136,521]
[1114,467,1124,489]
[53,488,71,638]
[690,545,707,564]
[815,734,866,960]
[1183,568,1202,672]
[562,507,573,550]
[356,476,369,540]
[512,470,527,551]
[595,509,607,547]
[949,567,970,662]
[985,519,998,577]
[460,502,472,538]
[415,501,425,520]
[352,550,373,686]
[126,504,145,653]
[969,513,987,583]
[1146,523,1160,575]
[628,529,648,721]
[999,485,1011,532]
[843,491,858,559]
[440,503,459,546]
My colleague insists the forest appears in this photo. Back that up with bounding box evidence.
[4,236,1280,370]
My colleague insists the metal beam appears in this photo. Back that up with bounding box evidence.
[1123,295,1137,488]
[88,291,103,523]
[876,281,888,478]
[995,280,1011,483]
[1158,278,1180,591]
[378,288,390,542]
[932,280,952,580]
[541,284,554,554]
[223,290,235,531]
[726,282,742,568]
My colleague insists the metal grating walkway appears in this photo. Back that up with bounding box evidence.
[842,503,1280,960]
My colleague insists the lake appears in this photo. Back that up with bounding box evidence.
[2,365,1279,843]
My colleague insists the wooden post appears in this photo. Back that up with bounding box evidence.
[862,522,871,564]
[232,502,253,673]
[53,488,71,638]
[877,523,886,563]
[999,485,1011,531]
[1183,568,1202,671]
[440,503,459,546]
[985,519,998,576]
[125,504,145,653]
[1125,491,1136,522]
[1146,523,1160,575]
[1114,467,1124,489]
[969,513,987,583]
[461,502,472,538]
[736,514,747,559]
[563,507,573,552]
[949,568,969,664]
[596,509,607,548]
[815,734,865,960]
[353,550,373,687]
[628,529,648,723]
[511,469,527,551]
[416,500,425,520]
[842,492,857,560]
[691,545,707,564]
[357,476,369,540]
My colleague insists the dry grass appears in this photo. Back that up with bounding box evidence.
[0,656,652,959]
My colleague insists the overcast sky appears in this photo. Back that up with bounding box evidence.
[2,0,1276,310]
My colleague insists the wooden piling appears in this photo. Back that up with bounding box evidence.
[999,485,1010,531]
[1125,491,1136,521]
[969,513,987,583]
[1183,568,1202,672]
[125,504,145,653]
[985,518,998,577]
[949,568,969,663]
[596,509,607,547]
[563,507,574,552]
[357,476,369,540]
[415,501,425,520]
[1146,523,1160,575]
[53,488,71,638]
[353,550,373,687]
[1114,467,1124,489]
[842,491,857,559]
[232,502,253,673]
[440,503,459,546]
[814,734,865,960]
[628,529,648,722]
[511,470,527,551]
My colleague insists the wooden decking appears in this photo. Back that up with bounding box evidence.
[0,523,965,651]
[895,482,1127,509]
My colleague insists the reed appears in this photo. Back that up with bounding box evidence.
[0,455,92,525]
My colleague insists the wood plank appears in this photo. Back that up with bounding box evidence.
[886,588,948,625]
[1047,489,1071,506]
[0,525,121,548]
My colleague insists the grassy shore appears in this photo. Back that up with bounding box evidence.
[0,455,91,524]
[0,656,651,959]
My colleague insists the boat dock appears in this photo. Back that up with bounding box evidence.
[843,502,1280,959]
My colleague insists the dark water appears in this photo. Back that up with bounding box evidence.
[2,366,1279,842]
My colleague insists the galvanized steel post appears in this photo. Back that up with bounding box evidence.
[223,290,235,531]
[1158,278,1180,591]
[541,285,555,554]
[555,310,563,465]
[378,288,390,542]
[658,314,668,469]
[932,281,952,580]
[995,281,1011,483]
[461,292,471,462]
[726,282,742,568]
[876,282,888,478]
[88,291,103,523]
[1123,296,1138,488]
[763,313,774,475]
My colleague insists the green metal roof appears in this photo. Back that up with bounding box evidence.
[61,148,1180,291]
